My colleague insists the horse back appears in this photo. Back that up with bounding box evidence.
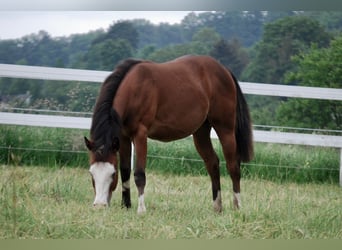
[114,55,237,141]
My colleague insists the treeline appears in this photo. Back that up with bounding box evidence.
[0,11,341,130]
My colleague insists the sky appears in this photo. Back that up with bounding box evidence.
[0,11,200,40]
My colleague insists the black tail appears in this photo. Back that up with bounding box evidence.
[230,72,254,162]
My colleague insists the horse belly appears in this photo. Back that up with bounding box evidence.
[147,108,207,142]
[148,125,193,142]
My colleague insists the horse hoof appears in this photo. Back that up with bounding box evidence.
[137,206,146,214]
[213,190,222,213]
[214,206,222,213]
[233,192,241,209]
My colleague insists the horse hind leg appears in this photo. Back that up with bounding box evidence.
[193,121,222,213]
[214,127,241,209]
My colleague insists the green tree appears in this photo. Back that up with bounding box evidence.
[302,11,342,34]
[191,27,221,54]
[242,16,331,84]
[85,38,134,70]
[210,38,249,78]
[276,36,342,130]
[181,11,266,47]
[241,16,332,127]
[146,28,222,62]
[146,43,194,62]
[93,21,138,50]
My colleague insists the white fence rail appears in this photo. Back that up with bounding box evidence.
[0,64,341,186]
[1,111,341,148]
[1,63,342,100]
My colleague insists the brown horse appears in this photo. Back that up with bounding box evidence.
[84,55,253,213]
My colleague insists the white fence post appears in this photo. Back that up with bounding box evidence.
[131,143,135,170]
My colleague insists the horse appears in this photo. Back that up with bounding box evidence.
[84,55,253,213]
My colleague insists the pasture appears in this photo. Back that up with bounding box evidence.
[0,165,341,239]
[0,125,341,239]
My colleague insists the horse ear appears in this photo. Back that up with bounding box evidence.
[84,137,94,151]
[112,137,120,151]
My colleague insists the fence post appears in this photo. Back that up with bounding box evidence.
[131,143,135,170]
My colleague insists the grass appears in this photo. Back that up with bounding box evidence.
[0,125,341,238]
[0,125,340,184]
[0,165,341,239]
[147,138,340,184]
[0,126,88,168]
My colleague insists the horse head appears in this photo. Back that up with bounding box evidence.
[84,136,119,207]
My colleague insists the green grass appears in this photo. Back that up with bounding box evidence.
[0,125,88,168]
[0,125,340,184]
[0,165,341,239]
[147,138,340,184]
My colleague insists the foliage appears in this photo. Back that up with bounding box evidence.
[302,11,342,34]
[132,20,186,49]
[93,21,139,50]
[241,15,333,126]
[84,38,134,70]
[181,11,265,47]
[144,27,221,62]
[210,38,249,78]
[276,36,342,130]
[242,15,332,84]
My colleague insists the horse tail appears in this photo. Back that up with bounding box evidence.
[230,71,254,162]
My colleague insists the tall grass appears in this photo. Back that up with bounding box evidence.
[147,138,340,184]
[0,125,88,168]
[0,125,340,184]
[0,166,341,239]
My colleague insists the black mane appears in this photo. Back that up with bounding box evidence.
[90,59,143,159]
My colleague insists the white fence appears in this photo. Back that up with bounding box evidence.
[0,63,342,186]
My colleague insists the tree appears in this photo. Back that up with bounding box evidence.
[241,16,332,126]
[146,43,194,62]
[302,11,342,33]
[191,27,221,55]
[210,38,249,78]
[181,11,266,47]
[242,16,332,84]
[145,28,222,62]
[85,39,134,70]
[93,21,138,50]
[276,36,342,130]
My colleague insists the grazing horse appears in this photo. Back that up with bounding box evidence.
[84,55,253,213]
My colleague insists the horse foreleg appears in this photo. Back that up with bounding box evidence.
[119,136,132,209]
[133,126,148,214]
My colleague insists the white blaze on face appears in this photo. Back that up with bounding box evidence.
[89,162,115,206]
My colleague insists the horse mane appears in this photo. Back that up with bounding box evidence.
[90,59,143,159]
